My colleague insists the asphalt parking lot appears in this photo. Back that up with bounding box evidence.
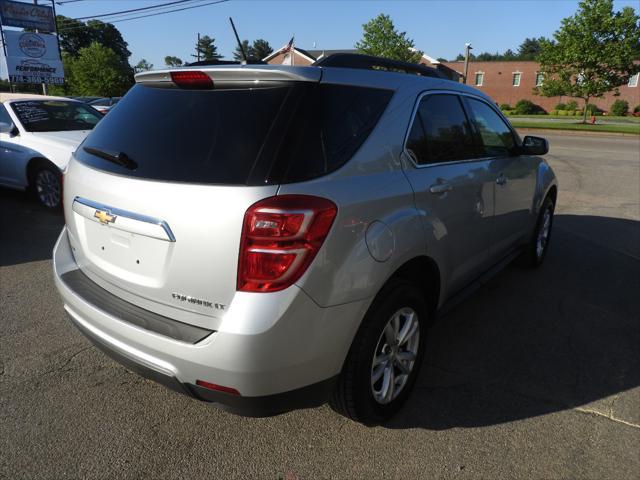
[1,133,639,479]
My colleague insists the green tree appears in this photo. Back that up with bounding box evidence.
[517,37,547,60]
[135,59,153,72]
[503,48,517,60]
[355,14,422,63]
[164,56,183,67]
[233,39,255,61]
[56,15,131,68]
[537,0,640,123]
[193,35,221,60]
[252,39,273,61]
[67,42,131,97]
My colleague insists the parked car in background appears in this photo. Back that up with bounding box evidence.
[88,97,122,114]
[0,93,103,208]
[53,55,557,424]
[72,96,102,104]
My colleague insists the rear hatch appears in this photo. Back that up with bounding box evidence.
[63,65,393,330]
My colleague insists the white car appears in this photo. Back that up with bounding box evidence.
[0,93,103,208]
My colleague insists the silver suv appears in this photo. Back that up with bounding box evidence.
[53,55,557,424]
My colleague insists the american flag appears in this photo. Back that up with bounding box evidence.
[281,37,294,53]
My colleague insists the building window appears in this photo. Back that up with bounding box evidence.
[535,72,544,86]
[512,72,521,87]
[629,73,639,88]
[475,72,484,86]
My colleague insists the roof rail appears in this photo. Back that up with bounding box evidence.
[313,53,445,79]
[185,59,267,67]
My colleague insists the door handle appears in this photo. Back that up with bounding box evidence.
[429,183,452,194]
[496,174,507,186]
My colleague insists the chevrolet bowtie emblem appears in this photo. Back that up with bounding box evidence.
[94,209,116,225]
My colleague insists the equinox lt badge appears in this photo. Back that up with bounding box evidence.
[172,293,225,310]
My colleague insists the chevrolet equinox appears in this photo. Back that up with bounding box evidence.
[53,54,557,424]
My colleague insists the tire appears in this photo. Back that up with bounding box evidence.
[330,279,428,425]
[519,195,555,267]
[30,162,62,209]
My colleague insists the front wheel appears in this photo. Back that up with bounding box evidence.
[330,279,428,425]
[31,164,62,209]
[519,196,555,267]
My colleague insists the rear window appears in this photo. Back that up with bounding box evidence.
[75,82,392,185]
[10,100,102,132]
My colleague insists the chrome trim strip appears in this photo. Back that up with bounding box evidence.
[72,196,176,242]
[400,89,518,169]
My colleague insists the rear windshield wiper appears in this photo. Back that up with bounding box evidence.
[83,146,138,170]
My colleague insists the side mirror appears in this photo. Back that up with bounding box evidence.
[521,135,548,156]
[0,121,18,137]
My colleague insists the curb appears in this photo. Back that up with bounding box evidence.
[514,127,639,138]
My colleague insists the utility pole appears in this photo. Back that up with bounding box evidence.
[463,42,472,85]
[34,0,48,95]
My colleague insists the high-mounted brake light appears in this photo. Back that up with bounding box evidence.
[170,70,213,89]
[237,195,338,293]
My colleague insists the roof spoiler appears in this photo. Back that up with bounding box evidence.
[135,65,322,88]
[313,53,446,79]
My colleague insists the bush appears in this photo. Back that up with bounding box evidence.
[586,103,602,113]
[610,100,629,116]
[566,100,578,111]
[514,99,545,115]
[550,110,559,115]
[557,110,568,116]
[499,103,511,111]
[555,102,567,110]
[634,105,640,113]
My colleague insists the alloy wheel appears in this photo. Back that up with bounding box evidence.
[35,169,61,208]
[536,207,552,258]
[370,307,420,404]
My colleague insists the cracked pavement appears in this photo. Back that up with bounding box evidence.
[1,133,639,479]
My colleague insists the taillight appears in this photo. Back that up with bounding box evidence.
[237,195,337,292]
[170,70,213,89]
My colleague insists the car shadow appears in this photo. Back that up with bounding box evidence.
[387,214,640,429]
[0,188,64,267]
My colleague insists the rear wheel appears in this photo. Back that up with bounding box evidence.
[330,279,428,425]
[30,163,62,209]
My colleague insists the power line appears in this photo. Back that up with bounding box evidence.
[57,0,230,32]
[73,0,204,21]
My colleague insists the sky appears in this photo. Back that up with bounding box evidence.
[1,0,639,77]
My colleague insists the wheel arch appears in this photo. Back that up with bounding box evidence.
[383,255,441,322]
[26,157,60,185]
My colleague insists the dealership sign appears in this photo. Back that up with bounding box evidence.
[4,30,64,84]
[0,0,55,32]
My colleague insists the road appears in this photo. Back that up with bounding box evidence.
[1,133,639,479]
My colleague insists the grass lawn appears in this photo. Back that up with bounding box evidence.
[510,120,640,135]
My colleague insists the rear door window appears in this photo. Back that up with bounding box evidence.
[405,94,476,165]
[76,83,393,185]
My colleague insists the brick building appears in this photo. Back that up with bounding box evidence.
[439,61,640,112]
[264,46,640,113]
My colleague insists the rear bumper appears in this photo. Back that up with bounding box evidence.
[53,227,367,415]
[67,309,336,416]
